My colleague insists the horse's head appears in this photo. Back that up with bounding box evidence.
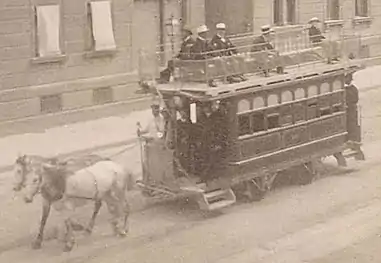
[21,160,43,203]
[13,154,30,192]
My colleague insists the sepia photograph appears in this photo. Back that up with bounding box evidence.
[0,0,380,262]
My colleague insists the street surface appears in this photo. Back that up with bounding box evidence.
[0,86,381,262]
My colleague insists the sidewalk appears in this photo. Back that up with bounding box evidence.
[1,65,381,173]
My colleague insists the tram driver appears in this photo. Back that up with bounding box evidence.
[137,100,166,142]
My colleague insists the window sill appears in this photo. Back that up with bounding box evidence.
[85,49,117,58]
[352,16,372,25]
[30,54,66,64]
[324,20,345,28]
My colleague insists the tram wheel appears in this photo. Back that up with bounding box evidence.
[295,161,318,186]
[244,179,267,202]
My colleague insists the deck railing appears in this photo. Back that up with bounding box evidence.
[138,32,380,87]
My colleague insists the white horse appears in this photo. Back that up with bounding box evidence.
[14,155,134,252]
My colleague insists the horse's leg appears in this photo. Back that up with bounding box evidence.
[85,200,102,235]
[63,218,75,252]
[31,199,51,249]
[104,192,126,237]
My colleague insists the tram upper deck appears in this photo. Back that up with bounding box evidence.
[138,30,373,99]
[154,60,364,100]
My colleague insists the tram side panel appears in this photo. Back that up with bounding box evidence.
[228,72,351,182]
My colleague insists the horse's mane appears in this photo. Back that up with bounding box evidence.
[41,165,67,201]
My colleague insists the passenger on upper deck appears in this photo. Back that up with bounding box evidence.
[307,17,340,64]
[251,25,284,76]
[210,23,246,83]
[191,25,217,87]
[158,26,195,83]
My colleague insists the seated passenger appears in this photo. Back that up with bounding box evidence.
[158,26,195,83]
[197,101,227,182]
[251,25,284,76]
[307,17,340,64]
[137,100,165,142]
[190,25,217,87]
[210,23,246,83]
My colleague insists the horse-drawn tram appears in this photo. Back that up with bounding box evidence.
[136,41,366,211]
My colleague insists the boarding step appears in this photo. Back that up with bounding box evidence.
[342,149,365,160]
[197,188,236,211]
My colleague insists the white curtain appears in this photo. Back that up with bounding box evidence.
[90,1,116,51]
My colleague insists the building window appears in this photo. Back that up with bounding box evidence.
[273,0,297,26]
[35,5,62,57]
[88,1,116,51]
[327,0,340,20]
[274,0,284,26]
[286,0,296,24]
[355,0,369,17]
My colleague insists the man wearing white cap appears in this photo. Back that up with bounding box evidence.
[191,24,217,87]
[251,25,275,53]
[210,23,237,57]
[251,25,284,76]
[209,22,245,83]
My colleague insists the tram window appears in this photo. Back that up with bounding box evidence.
[281,90,293,103]
[238,114,251,136]
[332,80,342,91]
[308,85,318,97]
[253,97,265,109]
[267,113,280,129]
[320,83,330,94]
[332,104,343,113]
[320,106,331,117]
[238,99,251,113]
[294,103,305,123]
[307,100,317,120]
[295,88,306,100]
[252,112,265,132]
[268,94,279,106]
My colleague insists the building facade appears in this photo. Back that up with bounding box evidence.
[0,0,380,127]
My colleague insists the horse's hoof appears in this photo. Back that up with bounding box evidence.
[63,243,74,252]
[31,240,42,250]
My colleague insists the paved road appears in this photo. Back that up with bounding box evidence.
[0,88,380,262]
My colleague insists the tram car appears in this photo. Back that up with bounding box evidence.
[136,38,366,211]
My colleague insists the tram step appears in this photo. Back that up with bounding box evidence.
[204,189,229,200]
[208,200,237,211]
[197,188,236,211]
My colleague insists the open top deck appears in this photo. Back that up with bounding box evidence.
[155,59,364,101]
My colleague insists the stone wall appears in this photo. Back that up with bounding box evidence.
[0,0,137,122]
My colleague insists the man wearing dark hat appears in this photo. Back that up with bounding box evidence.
[307,17,326,46]
[158,26,195,83]
[344,73,365,160]
[176,26,196,60]
[251,25,284,76]
[251,25,275,53]
[307,17,339,64]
